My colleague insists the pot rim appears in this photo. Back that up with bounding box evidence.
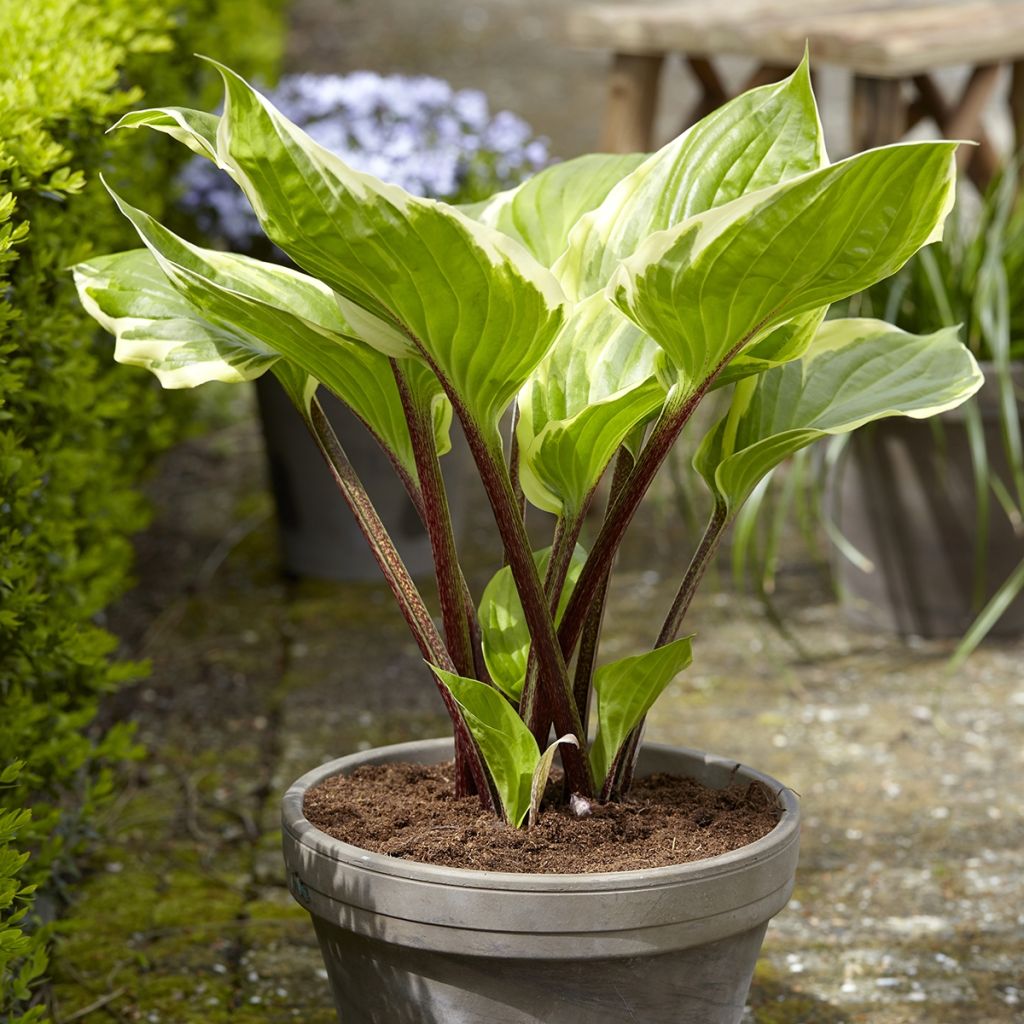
[282,737,800,892]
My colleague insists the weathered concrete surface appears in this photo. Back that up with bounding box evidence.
[48,396,1024,1024]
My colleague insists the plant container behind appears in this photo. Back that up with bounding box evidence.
[282,738,800,1024]
[829,365,1024,637]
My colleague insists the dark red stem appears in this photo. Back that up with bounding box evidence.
[306,398,495,811]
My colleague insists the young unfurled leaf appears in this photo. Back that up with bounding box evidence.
[529,734,579,828]
[610,143,958,395]
[516,293,665,515]
[695,318,984,515]
[589,637,694,789]
[467,152,647,267]
[431,667,539,827]
[479,544,587,700]
[556,57,826,300]
[208,60,568,435]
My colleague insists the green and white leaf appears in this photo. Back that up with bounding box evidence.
[210,61,568,434]
[479,544,588,700]
[431,667,539,827]
[74,248,279,387]
[712,307,828,390]
[611,142,958,394]
[88,193,451,479]
[467,152,646,267]
[516,292,665,515]
[589,636,694,788]
[695,318,985,515]
[556,57,826,299]
[529,734,578,828]
[112,106,221,163]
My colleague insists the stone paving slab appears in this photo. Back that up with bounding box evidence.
[46,408,1024,1024]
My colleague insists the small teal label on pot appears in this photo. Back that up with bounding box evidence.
[290,872,311,904]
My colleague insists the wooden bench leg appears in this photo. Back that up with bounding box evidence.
[852,75,905,151]
[911,68,1001,190]
[1010,60,1024,158]
[600,52,665,153]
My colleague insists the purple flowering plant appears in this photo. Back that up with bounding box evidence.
[180,71,550,249]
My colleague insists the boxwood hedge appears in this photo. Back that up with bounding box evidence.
[0,1,285,1017]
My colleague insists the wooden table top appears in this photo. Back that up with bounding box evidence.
[566,1,1024,76]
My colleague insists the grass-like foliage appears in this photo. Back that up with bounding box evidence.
[76,57,983,826]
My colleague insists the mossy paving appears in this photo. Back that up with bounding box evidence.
[49,415,1024,1022]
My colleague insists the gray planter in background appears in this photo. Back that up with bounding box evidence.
[282,737,801,1024]
[829,363,1024,637]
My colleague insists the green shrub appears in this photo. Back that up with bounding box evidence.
[0,0,285,1017]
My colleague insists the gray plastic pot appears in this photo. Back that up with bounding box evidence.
[281,737,801,1024]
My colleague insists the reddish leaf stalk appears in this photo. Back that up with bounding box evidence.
[518,508,587,743]
[656,501,729,648]
[306,398,494,811]
[397,330,592,795]
[465,427,593,796]
[572,448,636,733]
[610,502,730,799]
[556,385,694,662]
[557,332,755,666]
[392,362,475,678]
[507,401,527,544]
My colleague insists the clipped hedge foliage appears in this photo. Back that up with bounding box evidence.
[0,0,285,1017]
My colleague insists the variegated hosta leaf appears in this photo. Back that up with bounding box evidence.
[466,152,647,267]
[516,293,665,515]
[79,201,451,481]
[712,307,828,390]
[479,544,587,700]
[208,61,568,436]
[431,667,540,827]
[555,56,826,300]
[112,107,221,163]
[589,636,694,789]
[695,318,984,515]
[611,142,958,395]
[74,248,279,387]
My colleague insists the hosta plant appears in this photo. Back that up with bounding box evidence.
[75,57,982,828]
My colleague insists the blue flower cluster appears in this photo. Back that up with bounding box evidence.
[180,71,550,248]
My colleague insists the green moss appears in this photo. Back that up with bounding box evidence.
[749,962,850,1024]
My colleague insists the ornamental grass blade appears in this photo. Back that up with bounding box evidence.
[589,636,694,790]
[87,196,451,481]
[516,293,666,515]
[611,142,958,394]
[556,56,826,299]
[529,734,579,828]
[431,667,539,827]
[695,318,984,516]
[467,152,647,267]
[479,545,587,700]
[209,60,568,434]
